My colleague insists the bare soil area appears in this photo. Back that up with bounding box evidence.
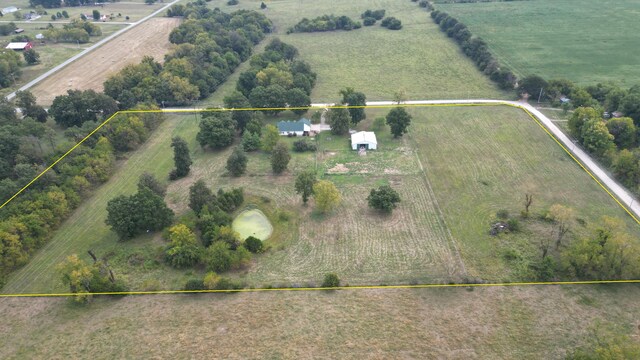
[31,17,181,105]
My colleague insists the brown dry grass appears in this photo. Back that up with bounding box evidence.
[1,285,639,359]
[31,17,181,105]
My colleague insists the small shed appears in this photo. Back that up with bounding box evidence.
[14,28,24,34]
[612,111,623,118]
[5,42,33,51]
[351,131,377,150]
[277,118,311,136]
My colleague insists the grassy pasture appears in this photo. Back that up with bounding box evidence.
[437,0,640,86]
[203,0,508,105]
[409,105,640,280]
[1,285,640,358]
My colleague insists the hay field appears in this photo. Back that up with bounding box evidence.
[30,17,181,105]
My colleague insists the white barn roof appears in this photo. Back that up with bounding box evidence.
[5,42,29,50]
[351,131,377,150]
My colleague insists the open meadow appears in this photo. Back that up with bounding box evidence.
[437,0,640,86]
[1,284,640,358]
[30,17,181,105]
[203,0,508,105]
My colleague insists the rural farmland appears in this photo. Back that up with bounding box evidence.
[1,0,640,357]
[30,17,181,105]
[437,0,640,86]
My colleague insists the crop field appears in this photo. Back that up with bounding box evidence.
[30,17,181,105]
[203,0,508,105]
[437,0,640,86]
[0,23,126,97]
[1,284,640,358]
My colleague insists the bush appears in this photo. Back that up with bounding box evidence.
[381,17,402,30]
[244,236,263,253]
[507,218,520,232]
[227,0,238,5]
[361,9,385,20]
[289,15,361,33]
[292,139,316,152]
[322,273,340,287]
[367,185,401,213]
[184,278,205,291]
[496,209,509,220]
[363,17,376,26]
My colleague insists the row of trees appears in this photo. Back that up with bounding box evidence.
[287,15,362,33]
[105,6,272,107]
[430,10,517,90]
[45,18,102,44]
[29,0,117,8]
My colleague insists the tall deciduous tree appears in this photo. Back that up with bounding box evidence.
[313,180,341,213]
[328,107,350,135]
[386,107,411,138]
[606,117,636,149]
[261,124,280,152]
[271,142,290,174]
[196,111,236,150]
[294,170,316,204]
[170,136,192,179]
[367,185,401,213]
[223,91,253,132]
[165,224,201,268]
[226,146,248,176]
[189,180,214,215]
[339,87,367,125]
[581,119,615,157]
[105,188,174,239]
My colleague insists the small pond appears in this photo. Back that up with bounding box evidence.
[232,209,273,241]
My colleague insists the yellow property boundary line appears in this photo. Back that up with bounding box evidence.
[1,102,638,298]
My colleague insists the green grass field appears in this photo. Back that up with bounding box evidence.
[437,0,640,86]
[1,284,639,358]
[408,105,640,280]
[203,0,508,106]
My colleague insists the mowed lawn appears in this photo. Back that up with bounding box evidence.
[437,0,640,86]
[409,106,640,280]
[203,0,507,105]
[2,285,640,358]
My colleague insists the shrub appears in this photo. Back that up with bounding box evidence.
[381,17,402,30]
[363,17,376,26]
[293,139,316,152]
[228,0,239,5]
[322,273,340,287]
[184,278,205,291]
[289,15,361,33]
[361,9,385,20]
[203,272,221,289]
[367,185,401,213]
[507,218,520,232]
[496,209,509,220]
[244,236,263,253]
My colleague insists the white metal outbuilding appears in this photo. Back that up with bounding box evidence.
[351,131,377,150]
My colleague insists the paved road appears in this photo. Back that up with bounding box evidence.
[165,99,640,220]
[4,0,180,101]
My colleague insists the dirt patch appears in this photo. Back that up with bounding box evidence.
[384,168,401,174]
[31,17,181,105]
[328,163,349,173]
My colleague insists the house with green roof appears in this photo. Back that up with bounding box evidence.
[277,118,311,136]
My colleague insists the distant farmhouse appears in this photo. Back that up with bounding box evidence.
[5,42,33,51]
[277,118,311,136]
[351,131,377,150]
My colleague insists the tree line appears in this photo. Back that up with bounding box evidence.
[430,9,517,90]
[29,0,117,8]
[104,5,272,107]
[287,15,362,33]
